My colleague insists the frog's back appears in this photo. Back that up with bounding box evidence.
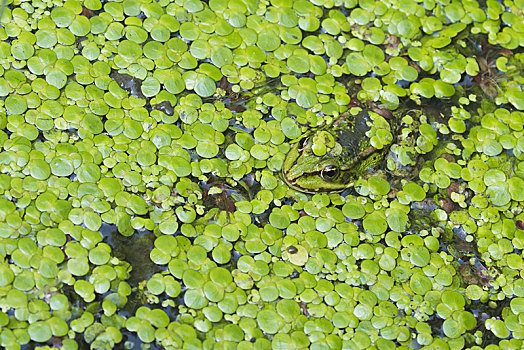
[332,110,373,160]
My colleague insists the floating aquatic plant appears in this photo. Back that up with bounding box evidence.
[0,0,523,348]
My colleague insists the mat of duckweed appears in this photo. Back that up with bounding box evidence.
[1,0,524,348]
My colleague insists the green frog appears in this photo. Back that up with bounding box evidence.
[282,109,396,193]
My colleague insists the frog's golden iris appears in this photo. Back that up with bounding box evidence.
[282,109,394,193]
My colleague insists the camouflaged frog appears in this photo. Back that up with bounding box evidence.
[282,109,396,193]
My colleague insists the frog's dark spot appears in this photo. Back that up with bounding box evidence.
[287,245,298,254]
[153,101,174,116]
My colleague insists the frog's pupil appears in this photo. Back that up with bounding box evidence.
[321,166,339,181]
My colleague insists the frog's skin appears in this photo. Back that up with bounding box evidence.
[282,109,394,193]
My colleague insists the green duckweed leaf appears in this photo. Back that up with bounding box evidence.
[0,263,14,287]
[363,211,388,236]
[486,319,510,338]
[212,244,231,264]
[11,40,35,61]
[257,309,284,334]
[346,53,370,76]
[410,272,432,295]
[0,2,522,347]
[508,177,524,201]
[269,208,290,229]
[342,201,366,219]
[486,181,511,206]
[51,7,75,27]
[386,208,409,233]
[28,321,52,343]
[27,159,51,181]
[442,319,461,338]
[5,95,28,115]
[141,77,161,97]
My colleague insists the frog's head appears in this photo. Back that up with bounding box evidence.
[282,135,346,193]
[282,134,386,193]
[282,110,392,193]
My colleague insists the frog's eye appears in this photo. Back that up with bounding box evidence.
[297,137,309,151]
[321,165,339,181]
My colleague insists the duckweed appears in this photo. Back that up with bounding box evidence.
[0,0,524,348]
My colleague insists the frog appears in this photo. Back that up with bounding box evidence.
[282,109,396,193]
